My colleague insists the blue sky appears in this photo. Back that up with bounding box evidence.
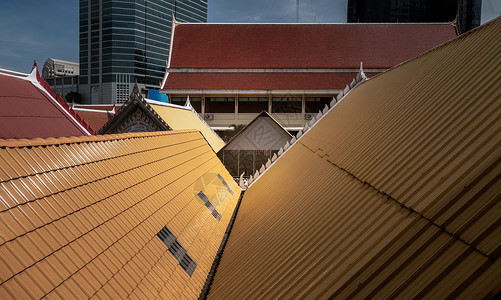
[0,0,499,73]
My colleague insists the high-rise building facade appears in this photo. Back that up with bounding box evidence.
[347,0,480,34]
[79,0,207,104]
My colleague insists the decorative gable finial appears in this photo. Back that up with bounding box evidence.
[27,63,39,83]
[239,172,246,189]
[172,11,178,26]
[30,60,41,83]
[129,82,143,103]
[357,62,367,83]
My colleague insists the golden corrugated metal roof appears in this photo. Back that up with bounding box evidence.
[0,130,240,299]
[207,17,501,298]
[149,103,226,152]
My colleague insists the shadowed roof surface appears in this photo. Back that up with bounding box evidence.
[207,17,501,299]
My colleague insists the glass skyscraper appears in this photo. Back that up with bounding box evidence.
[79,0,207,104]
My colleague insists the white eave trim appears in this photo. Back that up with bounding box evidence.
[166,68,387,73]
[145,98,191,111]
[72,107,115,114]
[162,89,342,95]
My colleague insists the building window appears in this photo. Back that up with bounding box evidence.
[205,97,235,113]
[116,84,130,104]
[170,97,202,112]
[272,97,302,114]
[238,97,268,113]
[305,97,332,113]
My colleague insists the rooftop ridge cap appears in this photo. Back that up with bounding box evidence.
[0,129,198,148]
[0,68,29,77]
[72,107,116,114]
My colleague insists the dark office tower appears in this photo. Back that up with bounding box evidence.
[347,0,480,33]
[79,0,207,104]
[457,0,481,33]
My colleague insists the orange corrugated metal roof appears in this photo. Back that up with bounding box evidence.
[207,17,501,298]
[148,101,225,152]
[0,130,240,299]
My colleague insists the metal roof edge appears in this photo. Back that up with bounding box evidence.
[246,64,369,188]
[0,68,29,77]
[261,111,293,137]
[198,190,245,299]
[146,98,225,148]
[0,130,199,148]
[145,98,191,111]
[72,107,115,114]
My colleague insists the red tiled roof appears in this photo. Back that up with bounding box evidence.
[169,23,457,69]
[163,23,456,92]
[72,105,121,132]
[164,72,380,90]
[0,69,92,139]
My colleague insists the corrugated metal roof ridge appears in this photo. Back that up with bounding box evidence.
[198,190,246,299]
[245,64,367,187]
[0,130,198,148]
[208,16,500,299]
[299,140,494,259]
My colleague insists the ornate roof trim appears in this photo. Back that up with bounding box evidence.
[28,61,95,135]
[98,83,172,134]
[247,62,368,188]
